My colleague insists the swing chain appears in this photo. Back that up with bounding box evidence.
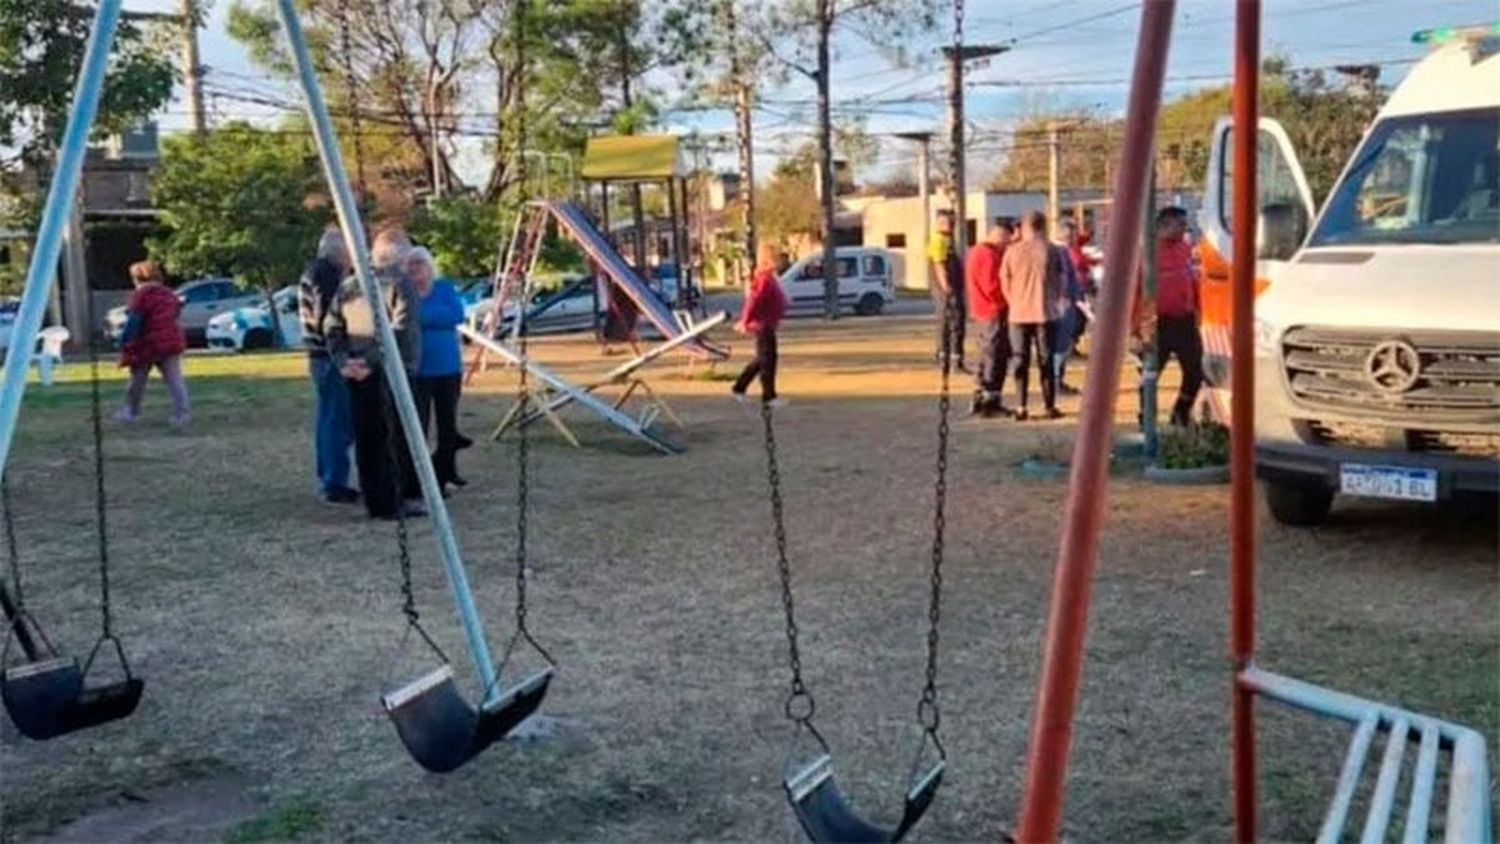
[2,475,24,608]
[335,0,367,194]
[380,373,418,627]
[86,280,113,638]
[512,0,534,642]
[761,403,814,727]
[919,292,955,738]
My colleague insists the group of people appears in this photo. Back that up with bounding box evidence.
[927,204,1204,424]
[929,208,1088,420]
[300,226,473,520]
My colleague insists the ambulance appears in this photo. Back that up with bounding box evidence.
[1195,23,1500,526]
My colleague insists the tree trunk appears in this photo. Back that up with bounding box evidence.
[816,1,837,320]
[725,1,756,287]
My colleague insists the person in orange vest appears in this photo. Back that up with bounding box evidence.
[1137,206,1205,426]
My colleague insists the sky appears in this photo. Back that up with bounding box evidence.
[121,0,1499,185]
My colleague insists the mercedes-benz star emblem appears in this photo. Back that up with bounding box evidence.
[1364,339,1422,393]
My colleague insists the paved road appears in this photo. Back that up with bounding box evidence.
[701,290,934,320]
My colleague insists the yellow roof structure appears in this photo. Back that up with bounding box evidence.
[580,135,685,182]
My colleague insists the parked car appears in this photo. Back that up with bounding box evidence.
[0,298,18,353]
[206,286,302,352]
[778,247,895,316]
[1197,22,1500,526]
[465,276,601,337]
[105,277,263,347]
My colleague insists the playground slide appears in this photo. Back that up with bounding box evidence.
[545,201,727,360]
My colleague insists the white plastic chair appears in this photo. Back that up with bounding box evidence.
[33,326,70,387]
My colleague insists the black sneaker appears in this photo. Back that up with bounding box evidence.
[324,486,360,504]
[455,434,474,451]
[1045,407,1064,420]
[1058,383,1081,396]
[1013,407,1030,422]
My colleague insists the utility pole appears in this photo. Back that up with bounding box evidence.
[895,131,933,289]
[181,0,206,135]
[942,36,1007,257]
[1048,121,1062,239]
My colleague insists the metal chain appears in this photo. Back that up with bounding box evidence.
[85,283,112,637]
[761,403,814,726]
[2,475,23,608]
[512,0,532,639]
[336,0,367,196]
[919,291,955,739]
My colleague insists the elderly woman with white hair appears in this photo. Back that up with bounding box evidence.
[324,225,424,520]
[405,246,470,494]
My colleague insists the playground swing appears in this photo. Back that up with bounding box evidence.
[1,317,143,741]
[757,301,958,843]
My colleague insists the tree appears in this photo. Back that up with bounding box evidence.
[766,0,938,318]
[408,195,505,279]
[149,123,329,340]
[988,112,1114,192]
[1,0,175,225]
[756,168,821,251]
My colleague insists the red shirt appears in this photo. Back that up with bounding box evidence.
[1155,236,1199,317]
[964,242,1006,321]
[740,268,787,333]
[119,283,186,367]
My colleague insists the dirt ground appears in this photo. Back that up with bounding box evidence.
[1,314,1495,842]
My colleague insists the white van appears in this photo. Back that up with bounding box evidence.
[779,247,896,316]
[1198,23,1500,526]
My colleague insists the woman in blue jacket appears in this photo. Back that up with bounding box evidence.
[407,247,471,493]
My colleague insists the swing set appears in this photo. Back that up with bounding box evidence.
[0,0,1490,840]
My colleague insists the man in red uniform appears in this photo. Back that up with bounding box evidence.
[964,218,1013,417]
[1143,206,1205,426]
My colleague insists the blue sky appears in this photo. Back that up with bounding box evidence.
[126,0,1497,184]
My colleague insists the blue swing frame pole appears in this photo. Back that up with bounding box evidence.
[273,0,501,703]
[0,0,123,485]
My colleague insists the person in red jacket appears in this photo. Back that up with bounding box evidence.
[965,218,1013,417]
[731,241,789,405]
[116,260,190,426]
[1135,206,1204,426]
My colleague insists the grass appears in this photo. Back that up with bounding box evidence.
[224,797,324,844]
[1,316,1494,842]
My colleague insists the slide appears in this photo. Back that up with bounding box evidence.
[545,201,727,360]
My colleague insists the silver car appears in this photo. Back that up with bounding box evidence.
[105,277,263,346]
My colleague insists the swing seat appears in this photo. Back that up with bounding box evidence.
[383,664,554,773]
[785,754,944,844]
[1,656,83,740]
[59,675,143,733]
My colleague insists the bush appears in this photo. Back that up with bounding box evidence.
[1157,420,1230,469]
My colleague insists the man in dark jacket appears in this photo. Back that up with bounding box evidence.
[325,226,424,520]
[300,227,358,504]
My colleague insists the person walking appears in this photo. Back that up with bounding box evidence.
[115,260,190,426]
[964,218,1012,417]
[731,241,789,405]
[926,209,968,372]
[407,246,470,495]
[299,227,359,504]
[325,227,424,520]
[1141,206,1205,426]
[1000,209,1066,421]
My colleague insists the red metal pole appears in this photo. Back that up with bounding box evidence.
[1014,3,1175,840]
[1229,1,1261,842]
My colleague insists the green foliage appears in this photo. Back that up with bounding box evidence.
[756,170,821,248]
[408,196,505,278]
[223,797,324,844]
[1,0,175,228]
[1157,421,1230,470]
[990,57,1383,202]
[149,123,329,292]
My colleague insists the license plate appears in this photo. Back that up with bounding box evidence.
[1339,464,1438,502]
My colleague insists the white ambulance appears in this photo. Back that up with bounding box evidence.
[1197,23,1500,525]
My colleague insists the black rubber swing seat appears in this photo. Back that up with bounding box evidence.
[785,753,945,843]
[383,663,554,773]
[1,656,143,741]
